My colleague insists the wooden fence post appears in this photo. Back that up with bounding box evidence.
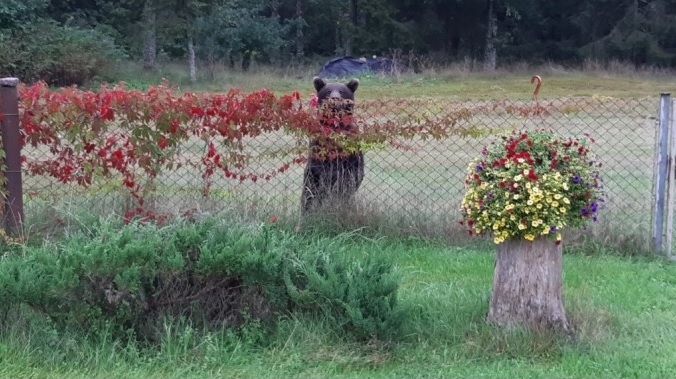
[653,93,671,253]
[0,77,24,235]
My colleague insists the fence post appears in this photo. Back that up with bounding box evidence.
[0,77,24,235]
[653,93,671,253]
[667,99,676,260]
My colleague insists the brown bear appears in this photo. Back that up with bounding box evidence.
[300,76,365,216]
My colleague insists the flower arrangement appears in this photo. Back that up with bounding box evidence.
[460,129,605,244]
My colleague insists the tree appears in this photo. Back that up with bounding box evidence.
[193,0,287,71]
[142,0,157,70]
[295,0,304,58]
[484,0,497,70]
[577,0,676,65]
[0,0,48,30]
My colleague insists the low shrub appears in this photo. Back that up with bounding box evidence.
[0,217,403,343]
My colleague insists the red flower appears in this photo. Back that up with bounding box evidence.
[527,169,538,181]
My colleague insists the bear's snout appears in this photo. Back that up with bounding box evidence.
[329,89,342,99]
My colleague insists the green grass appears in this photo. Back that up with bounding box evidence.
[2,225,676,378]
[108,60,676,100]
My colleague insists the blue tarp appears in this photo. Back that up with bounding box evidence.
[316,56,395,78]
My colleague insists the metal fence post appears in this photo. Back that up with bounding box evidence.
[0,77,24,235]
[653,93,671,253]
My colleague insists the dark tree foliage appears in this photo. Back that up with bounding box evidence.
[3,0,676,81]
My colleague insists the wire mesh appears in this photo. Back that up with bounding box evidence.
[21,96,658,248]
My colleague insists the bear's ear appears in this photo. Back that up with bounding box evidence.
[313,77,326,92]
[346,78,359,93]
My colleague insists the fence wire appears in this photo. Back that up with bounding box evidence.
[21,96,658,249]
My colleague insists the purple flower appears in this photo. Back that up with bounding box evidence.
[581,208,589,217]
[571,174,581,184]
[589,202,598,212]
[476,164,483,172]
[550,225,557,234]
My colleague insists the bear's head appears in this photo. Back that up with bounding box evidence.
[313,76,359,130]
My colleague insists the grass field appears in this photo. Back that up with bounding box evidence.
[111,60,676,100]
[1,225,676,379]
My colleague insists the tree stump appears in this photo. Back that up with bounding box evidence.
[487,236,569,331]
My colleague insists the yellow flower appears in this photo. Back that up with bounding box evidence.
[554,194,562,200]
[510,215,516,221]
[552,201,559,207]
[556,233,562,241]
[524,234,535,241]
[527,200,534,206]
[518,223,527,230]
[562,183,569,191]
[513,194,520,200]
[563,198,570,204]
[559,207,566,213]
[536,204,542,209]
[514,174,523,181]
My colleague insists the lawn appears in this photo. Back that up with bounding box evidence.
[1,224,675,379]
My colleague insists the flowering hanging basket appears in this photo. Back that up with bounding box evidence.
[461,129,605,244]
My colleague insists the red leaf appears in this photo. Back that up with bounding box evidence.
[158,136,169,149]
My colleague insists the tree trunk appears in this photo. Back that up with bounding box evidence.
[483,0,497,71]
[487,237,569,331]
[270,0,280,18]
[343,0,358,57]
[142,0,157,70]
[187,37,197,84]
[295,0,304,58]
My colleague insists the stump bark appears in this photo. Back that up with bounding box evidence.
[487,237,568,331]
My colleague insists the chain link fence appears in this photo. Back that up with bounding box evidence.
[20,95,658,250]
